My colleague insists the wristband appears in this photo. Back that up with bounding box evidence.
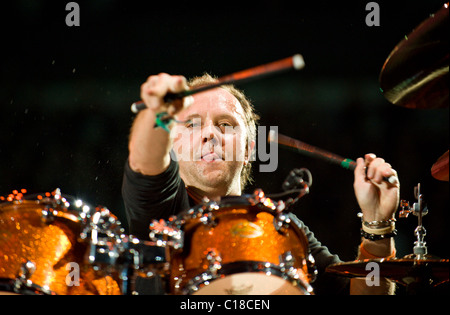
[359,242,396,259]
[360,228,397,241]
[154,112,173,132]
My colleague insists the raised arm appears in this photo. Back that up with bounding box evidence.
[128,73,190,175]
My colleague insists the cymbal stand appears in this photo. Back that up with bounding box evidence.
[399,183,429,260]
[399,183,435,294]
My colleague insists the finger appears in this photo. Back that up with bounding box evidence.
[364,153,377,162]
[167,76,190,113]
[140,79,161,110]
[366,157,385,181]
[140,74,187,112]
[373,162,392,183]
[379,164,399,186]
[142,75,164,96]
[183,95,194,109]
[354,157,367,184]
[149,73,172,97]
[374,163,393,183]
[168,75,189,93]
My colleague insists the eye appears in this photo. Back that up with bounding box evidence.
[185,119,201,128]
[218,121,234,133]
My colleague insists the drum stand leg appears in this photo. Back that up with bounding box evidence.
[119,266,137,295]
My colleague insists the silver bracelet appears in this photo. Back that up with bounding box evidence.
[357,212,396,229]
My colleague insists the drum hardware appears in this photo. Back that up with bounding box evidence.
[81,206,125,268]
[306,254,318,283]
[279,251,317,287]
[149,219,184,250]
[272,169,312,235]
[248,188,266,205]
[41,205,55,224]
[125,237,168,272]
[205,248,223,273]
[278,251,310,290]
[78,207,161,296]
[281,168,312,194]
[10,261,55,295]
[279,251,295,267]
[181,248,224,294]
[274,211,291,235]
[399,183,428,259]
[326,183,449,294]
[198,198,220,227]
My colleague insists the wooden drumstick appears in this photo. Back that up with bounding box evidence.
[131,54,305,113]
[268,130,398,184]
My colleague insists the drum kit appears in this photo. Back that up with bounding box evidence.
[1,3,448,295]
[1,176,315,295]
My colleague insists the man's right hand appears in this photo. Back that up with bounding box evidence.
[140,73,191,115]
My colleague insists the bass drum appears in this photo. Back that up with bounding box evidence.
[0,189,122,295]
[161,193,315,295]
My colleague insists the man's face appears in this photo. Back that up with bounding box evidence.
[171,88,249,195]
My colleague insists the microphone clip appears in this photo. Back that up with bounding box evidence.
[267,168,312,211]
[282,168,312,193]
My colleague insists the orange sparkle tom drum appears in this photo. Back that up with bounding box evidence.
[0,189,122,295]
[156,193,315,295]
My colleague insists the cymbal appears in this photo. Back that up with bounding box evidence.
[326,256,449,287]
[431,150,449,181]
[379,3,449,109]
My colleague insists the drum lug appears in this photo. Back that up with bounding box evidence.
[13,261,38,294]
[198,199,219,226]
[41,205,55,224]
[12,260,56,295]
[199,212,217,226]
[279,252,316,292]
[279,251,295,268]
[250,188,265,205]
[184,249,222,294]
[280,251,301,281]
[306,253,318,283]
[19,260,36,280]
[279,252,303,283]
[205,248,222,274]
[149,219,184,249]
[273,212,291,234]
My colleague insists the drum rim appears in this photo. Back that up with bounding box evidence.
[182,260,313,295]
[0,192,90,221]
[0,277,57,295]
[169,194,279,229]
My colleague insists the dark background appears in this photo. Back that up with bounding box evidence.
[1,0,448,277]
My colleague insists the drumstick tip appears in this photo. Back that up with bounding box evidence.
[292,54,305,70]
[131,102,139,114]
[268,129,277,143]
[131,101,147,114]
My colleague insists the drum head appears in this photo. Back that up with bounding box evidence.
[193,272,307,295]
